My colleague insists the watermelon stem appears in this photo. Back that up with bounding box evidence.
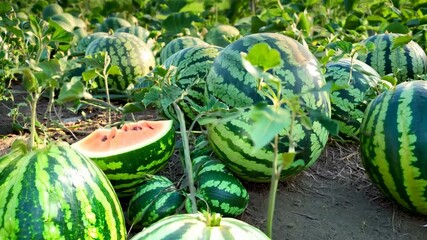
[173,102,198,213]
[28,92,41,151]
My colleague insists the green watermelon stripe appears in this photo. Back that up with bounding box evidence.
[54,147,123,239]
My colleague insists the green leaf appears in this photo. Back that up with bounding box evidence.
[142,85,162,107]
[121,102,146,113]
[248,104,291,149]
[48,20,74,42]
[245,43,281,71]
[57,77,92,104]
[160,85,184,110]
[38,59,62,79]
[297,12,311,33]
[392,35,412,50]
[22,68,38,93]
[282,152,296,169]
[334,41,353,54]
[107,65,122,76]
[344,0,356,12]
[307,108,339,136]
[82,69,98,82]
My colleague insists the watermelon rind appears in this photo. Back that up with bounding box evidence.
[0,143,126,239]
[129,212,270,240]
[71,120,175,196]
[360,80,427,215]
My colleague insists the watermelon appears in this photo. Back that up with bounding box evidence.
[95,17,131,33]
[50,13,76,32]
[325,58,382,138]
[116,25,150,43]
[188,156,249,217]
[159,36,209,64]
[206,33,331,182]
[76,32,110,53]
[127,175,184,228]
[162,45,223,123]
[360,80,427,215]
[71,120,175,197]
[85,32,155,91]
[0,143,126,239]
[357,33,427,82]
[130,212,270,240]
[42,3,63,20]
[205,24,240,47]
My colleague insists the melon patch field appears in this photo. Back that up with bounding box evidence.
[1,0,427,239]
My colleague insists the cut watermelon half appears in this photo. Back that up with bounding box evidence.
[71,120,175,197]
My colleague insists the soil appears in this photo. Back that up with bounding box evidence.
[0,88,426,240]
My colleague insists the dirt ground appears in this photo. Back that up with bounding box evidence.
[0,90,426,240]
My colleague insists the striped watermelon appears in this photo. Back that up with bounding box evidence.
[71,120,175,197]
[325,58,382,138]
[159,36,209,64]
[130,212,269,240]
[360,80,427,215]
[76,32,110,53]
[188,156,249,217]
[357,33,427,82]
[95,16,131,32]
[0,143,126,239]
[127,175,184,228]
[206,33,331,182]
[162,45,223,123]
[116,26,150,43]
[85,32,155,91]
[205,24,240,47]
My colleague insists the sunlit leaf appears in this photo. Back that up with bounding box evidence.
[248,104,291,149]
[107,65,122,76]
[57,77,92,104]
[245,43,281,71]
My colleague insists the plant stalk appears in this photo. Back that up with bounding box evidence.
[28,92,40,151]
[173,102,198,213]
[266,133,280,238]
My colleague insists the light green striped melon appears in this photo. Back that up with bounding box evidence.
[116,25,150,42]
[188,156,249,217]
[85,32,155,91]
[205,24,240,47]
[357,33,427,82]
[95,17,131,33]
[360,80,427,215]
[71,120,175,197]
[162,45,223,123]
[130,212,269,240]
[127,175,184,227]
[325,58,382,138]
[206,33,331,182]
[0,143,126,239]
[159,36,209,64]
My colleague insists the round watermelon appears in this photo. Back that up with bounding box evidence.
[42,3,63,20]
[325,58,382,138]
[76,32,110,53]
[130,212,269,240]
[0,143,126,239]
[206,33,331,182]
[360,80,427,215]
[116,25,150,43]
[188,156,249,217]
[127,175,184,228]
[357,33,427,82]
[95,16,131,33]
[85,32,155,91]
[159,36,209,64]
[162,45,223,123]
[71,120,175,197]
[205,24,240,47]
